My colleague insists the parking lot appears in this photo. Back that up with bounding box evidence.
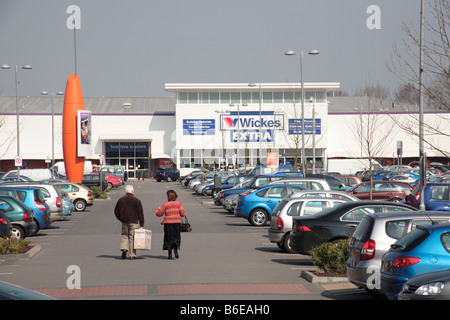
[0,179,373,301]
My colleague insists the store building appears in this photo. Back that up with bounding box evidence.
[0,82,448,178]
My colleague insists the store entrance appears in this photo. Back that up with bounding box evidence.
[104,141,150,179]
[120,158,135,179]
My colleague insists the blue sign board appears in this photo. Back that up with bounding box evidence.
[288,119,321,135]
[183,119,215,135]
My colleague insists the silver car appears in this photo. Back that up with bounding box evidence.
[267,178,331,190]
[347,211,450,297]
[287,190,360,201]
[269,197,351,253]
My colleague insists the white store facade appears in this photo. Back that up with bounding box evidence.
[0,81,448,178]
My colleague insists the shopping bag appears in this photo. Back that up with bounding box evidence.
[134,228,152,250]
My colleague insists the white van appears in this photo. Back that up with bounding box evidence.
[3,169,52,181]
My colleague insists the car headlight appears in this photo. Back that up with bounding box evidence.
[414,282,445,296]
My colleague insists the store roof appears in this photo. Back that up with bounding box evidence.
[0,96,176,115]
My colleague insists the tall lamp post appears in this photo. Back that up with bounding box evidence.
[41,91,64,178]
[1,64,32,179]
[248,83,262,166]
[284,49,319,175]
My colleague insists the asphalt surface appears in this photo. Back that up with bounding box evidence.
[0,179,373,305]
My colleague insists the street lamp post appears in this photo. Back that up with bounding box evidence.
[229,103,248,172]
[1,64,32,179]
[248,83,262,166]
[284,49,319,175]
[41,91,64,178]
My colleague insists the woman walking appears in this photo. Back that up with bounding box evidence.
[155,190,186,259]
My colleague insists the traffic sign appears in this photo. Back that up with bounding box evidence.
[14,156,23,167]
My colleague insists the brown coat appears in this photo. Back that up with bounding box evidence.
[114,193,144,227]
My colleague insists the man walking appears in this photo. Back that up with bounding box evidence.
[114,184,144,259]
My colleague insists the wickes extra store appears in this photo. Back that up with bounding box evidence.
[166,82,340,171]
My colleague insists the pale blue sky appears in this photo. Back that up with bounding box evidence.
[0,0,423,98]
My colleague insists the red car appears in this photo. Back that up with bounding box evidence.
[105,173,123,189]
[346,181,412,202]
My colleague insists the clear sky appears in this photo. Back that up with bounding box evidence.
[0,0,423,98]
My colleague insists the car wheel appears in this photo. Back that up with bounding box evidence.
[167,176,172,182]
[282,232,295,253]
[74,199,87,212]
[108,182,113,190]
[390,198,402,202]
[248,208,268,226]
[11,225,25,239]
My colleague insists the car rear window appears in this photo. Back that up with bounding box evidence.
[352,215,374,243]
[389,227,429,252]
[272,199,288,216]
[385,220,408,239]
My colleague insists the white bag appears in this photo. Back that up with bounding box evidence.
[134,228,151,250]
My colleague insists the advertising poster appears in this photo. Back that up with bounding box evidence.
[77,110,92,157]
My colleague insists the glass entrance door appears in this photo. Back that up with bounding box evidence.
[121,158,135,179]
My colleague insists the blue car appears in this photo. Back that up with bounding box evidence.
[412,183,449,211]
[380,224,450,300]
[214,174,291,207]
[0,187,52,230]
[235,184,307,226]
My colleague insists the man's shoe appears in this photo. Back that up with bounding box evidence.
[121,251,127,259]
[174,249,179,259]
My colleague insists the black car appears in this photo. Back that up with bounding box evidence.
[0,209,12,238]
[82,173,108,191]
[154,167,180,182]
[290,201,418,255]
[399,269,450,300]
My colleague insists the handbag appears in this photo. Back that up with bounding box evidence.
[180,216,192,232]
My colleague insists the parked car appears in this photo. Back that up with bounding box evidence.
[94,165,127,182]
[60,192,74,216]
[290,201,417,255]
[346,181,412,202]
[398,269,450,300]
[223,193,239,213]
[268,177,331,190]
[50,182,94,212]
[181,172,204,187]
[269,197,351,253]
[193,172,237,195]
[0,187,52,230]
[215,174,287,207]
[347,211,450,296]
[380,224,450,300]
[154,167,180,182]
[0,196,37,239]
[0,182,64,221]
[202,175,251,197]
[82,173,108,191]
[0,210,12,238]
[287,190,360,201]
[386,175,417,185]
[235,184,307,226]
[104,173,122,189]
[412,182,449,211]
[0,280,56,300]
[304,174,349,190]
[336,175,362,186]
